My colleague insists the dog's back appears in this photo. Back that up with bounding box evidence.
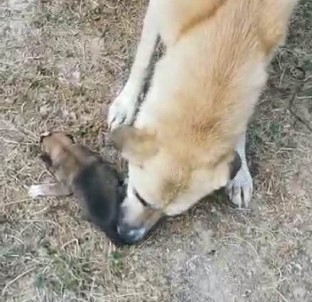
[138,0,298,152]
[156,0,297,47]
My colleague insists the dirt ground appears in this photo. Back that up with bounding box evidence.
[0,0,311,301]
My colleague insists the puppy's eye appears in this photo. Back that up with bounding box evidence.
[66,134,75,143]
[39,153,52,167]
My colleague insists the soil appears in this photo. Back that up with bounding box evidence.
[1,0,311,301]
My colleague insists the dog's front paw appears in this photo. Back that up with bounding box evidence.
[28,185,45,199]
[226,165,253,208]
[108,91,138,130]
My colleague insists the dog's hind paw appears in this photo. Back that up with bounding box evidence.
[226,165,253,208]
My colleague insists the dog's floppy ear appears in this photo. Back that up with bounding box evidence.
[110,125,158,164]
[229,151,242,180]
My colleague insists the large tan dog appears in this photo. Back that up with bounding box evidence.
[108,0,298,243]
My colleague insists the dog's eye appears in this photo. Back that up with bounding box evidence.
[133,189,150,208]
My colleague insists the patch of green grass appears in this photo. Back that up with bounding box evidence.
[268,121,281,142]
[109,251,125,272]
[34,245,95,297]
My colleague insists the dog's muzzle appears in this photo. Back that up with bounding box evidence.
[117,223,146,244]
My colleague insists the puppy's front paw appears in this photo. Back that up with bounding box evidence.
[108,91,138,130]
[226,165,253,208]
[28,185,45,199]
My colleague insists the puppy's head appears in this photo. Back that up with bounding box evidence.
[110,125,241,244]
[39,131,75,166]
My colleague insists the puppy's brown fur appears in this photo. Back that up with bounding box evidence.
[29,132,126,245]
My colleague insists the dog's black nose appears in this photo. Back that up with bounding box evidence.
[117,223,146,244]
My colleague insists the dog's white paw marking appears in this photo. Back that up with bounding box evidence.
[28,185,45,199]
[108,91,138,130]
[226,165,253,208]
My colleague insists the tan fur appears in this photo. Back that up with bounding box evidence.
[39,132,94,186]
[111,0,298,237]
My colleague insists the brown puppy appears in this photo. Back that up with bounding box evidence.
[28,132,127,246]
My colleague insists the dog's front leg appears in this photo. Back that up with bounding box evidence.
[108,0,159,129]
[28,183,72,199]
[226,132,253,208]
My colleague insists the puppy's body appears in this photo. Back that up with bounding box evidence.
[29,132,125,246]
[108,0,298,243]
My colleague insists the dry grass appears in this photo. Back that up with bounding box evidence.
[0,0,312,301]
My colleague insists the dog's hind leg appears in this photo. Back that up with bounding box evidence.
[28,183,72,199]
[226,132,253,208]
[108,0,159,129]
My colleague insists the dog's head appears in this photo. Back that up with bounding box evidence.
[39,131,75,167]
[110,125,241,244]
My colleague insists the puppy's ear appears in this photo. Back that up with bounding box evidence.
[40,153,53,168]
[65,134,75,143]
[109,125,158,164]
[40,132,52,144]
[229,151,241,180]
